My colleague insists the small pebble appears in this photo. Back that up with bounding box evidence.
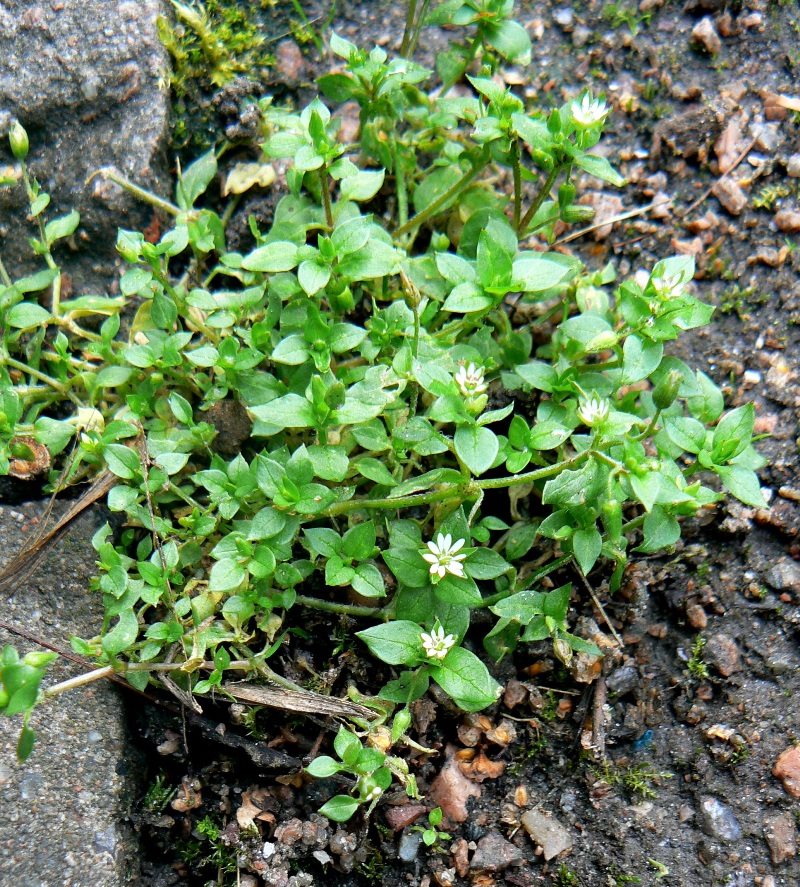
[699,797,741,842]
[711,176,747,215]
[692,17,721,55]
[763,812,796,865]
[774,210,800,234]
[398,831,422,863]
[470,831,523,872]
[521,810,573,861]
[773,745,800,798]
[552,7,574,31]
[743,370,762,386]
[704,633,741,677]
[87,730,103,744]
[787,154,800,177]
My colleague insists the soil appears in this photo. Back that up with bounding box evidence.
[9,1,800,886]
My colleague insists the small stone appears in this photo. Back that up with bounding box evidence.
[763,812,796,865]
[765,559,800,592]
[572,26,592,48]
[686,603,708,630]
[398,831,422,863]
[384,803,427,832]
[704,633,741,677]
[711,177,747,215]
[470,831,523,872]
[577,192,624,241]
[452,837,470,878]
[698,797,741,842]
[552,7,574,31]
[774,210,800,234]
[87,730,103,744]
[275,39,306,82]
[750,122,783,153]
[521,810,573,861]
[773,745,800,798]
[787,154,800,177]
[692,17,721,55]
[606,665,639,697]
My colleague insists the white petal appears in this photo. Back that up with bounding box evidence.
[429,563,439,575]
[436,564,446,578]
[427,540,441,556]
[422,553,438,564]
[447,562,465,578]
[440,533,452,550]
[449,537,466,554]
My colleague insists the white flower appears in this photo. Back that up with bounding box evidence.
[578,396,610,427]
[650,273,684,301]
[571,93,609,128]
[420,624,457,660]
[422,532,467,579]
[455,362,488,397]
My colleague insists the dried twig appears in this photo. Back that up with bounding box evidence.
[222,682,378,721]
[591,675,607,762]
[0,470,117,597]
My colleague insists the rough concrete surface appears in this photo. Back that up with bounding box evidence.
[0,0,171,292]
[0,500,141,887]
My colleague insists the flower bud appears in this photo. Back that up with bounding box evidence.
[23,650,57,669]
[652,369,682,411]
[553,637,573,667]
[560,205,595,224]
[9,120,29,160]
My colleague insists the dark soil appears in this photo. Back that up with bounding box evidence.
[46,1,800,886]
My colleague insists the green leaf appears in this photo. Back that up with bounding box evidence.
[298,259,331,295]
[352,563,386,598]
[505,523,539,561]
[512,254,570,292]
[154,452,189,475]
[490,588,545,623]
[716,465,767,508]
[356,457,396,487]
[379,669,430,704]
[342,522,376,560]
[271,334,309,365]
[528,421,570,450]
[357,621,423,665]
[570,150,625,186]
[542,584,571,622]
[339,168,385,202]
[250,394,316,429]
[513,361,557,392]
[665,417,706,455]
[241,241,300,272]
[572,527,602,574]
[101,610,140,658]
[712,404,754,464]
[434,575,482,607]
[454,425,498,476]
[429,647,501,712]
[485,19,532,63]
[318,795,360,822]
[464,548,511,580]
[635,506,681,553]
[6,302,51,330]
[44,209,80,244]
[103,444,140,480]
[208,559,247,592]
[16,725,36,762]
[306,755,342,777]
[304,527,342,558]
[307,445,349,481]
[329,323,367,353]
[442,282,493,313]
[177,149,217,209]
[622,336,663,384]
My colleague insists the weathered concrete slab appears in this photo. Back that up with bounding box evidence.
[0,500,141,887]
[0,0,171,292]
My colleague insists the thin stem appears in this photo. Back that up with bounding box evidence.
[394,152,489,240]
[295,594,391,620]
[43,665,116,697]
[476,451,589,490]
[407,0,432,58]
[400,0,419,57]
[392,138,409,230]
[518,164,562,235]
[634,409,661,441]
[481,553,573,608]
[318,166,334,229]
[621,514,645,535]
[0,255,12,287]
[511,139,522,231]
[94,168,182,217]
[326,485,464,516]
[2,355,69,394]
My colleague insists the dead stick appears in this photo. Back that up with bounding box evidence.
[591,675,607,762]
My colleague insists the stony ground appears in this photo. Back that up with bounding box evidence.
[4,1,800,886]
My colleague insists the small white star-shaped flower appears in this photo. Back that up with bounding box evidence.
[578,396,610,427]
[455,362,488,398]
[651,273,684,301]
[420,624,457,660]
[422,533,467,579]
[571,93,609,128]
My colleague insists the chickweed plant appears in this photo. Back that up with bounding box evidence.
[0,0,765,818]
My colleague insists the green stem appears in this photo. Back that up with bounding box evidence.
[476,451,589,490]
[634,409,661,441]
[518,164,562,235]
[407,0,432,58]
[96,168,182,217]
[621,514,645,535]
[319,166,334,229]
[326,485,464,516]
[511,139,522,232]
[481,553,573,608]
[400,0,419,57]
[392,139,409,230]
[2,355,69,394]
[295,594,391,620]
[0,255,12,287]
[394,152,489,240]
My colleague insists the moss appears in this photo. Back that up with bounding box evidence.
[157,0,277,153]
